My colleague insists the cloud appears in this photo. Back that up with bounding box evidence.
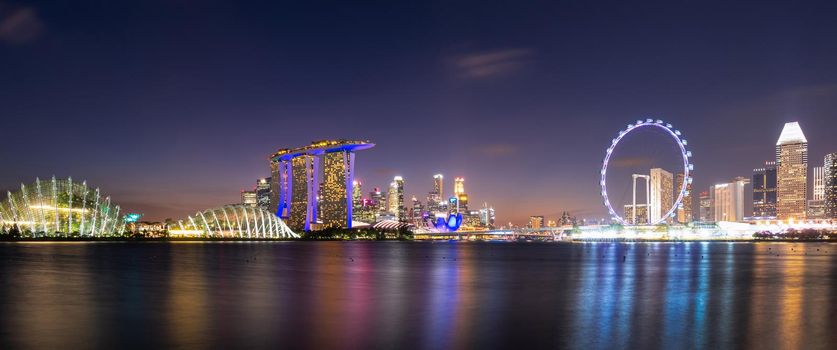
[0,6,45,44]
[478,143,519,158]
[455,48,535,79]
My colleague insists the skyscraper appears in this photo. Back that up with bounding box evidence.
[649,168,673,223]
[288,154,319,230]
[270,140,375,230]
[370,187,385,214]
[388,176,405,222]
[752,161,777,218]
[256,177,271,211]
[711,177,749,222]
[776,122,808,221]
[434,174,444,199]
[824,153,837,219]
[454,177,468,210]
[698,191,711,222]
[808,166,826,219]
[454,177,464,195]
[352,180,362,212]
[675,172,692,223]
[320,150,356,228]
[813,166,824,200]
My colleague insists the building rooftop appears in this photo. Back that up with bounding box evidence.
[271,139,375,161]
[776,122,807,146]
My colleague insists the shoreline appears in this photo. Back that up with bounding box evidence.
[2,237,837,243]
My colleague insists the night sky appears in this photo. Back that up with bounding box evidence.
[2,0,836,224]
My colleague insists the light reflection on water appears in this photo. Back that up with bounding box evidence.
[1,241,836,349]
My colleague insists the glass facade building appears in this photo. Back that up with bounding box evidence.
[752,161,777,218]
[0,177,126,237]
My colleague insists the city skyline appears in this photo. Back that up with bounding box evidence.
[2,1,837,225]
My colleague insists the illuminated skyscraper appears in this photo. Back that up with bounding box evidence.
[711,177,749,222]
[776,122,808,220]
[352,180,362,211]
[270,140,374,230]
[824,153,837,219]
[698,191,711,222]
[288,154,319,230]
[649,168,673,223]
[813,166,824,200]
[256,177,271,211]
[808,166,826,219]
[320,150,356,228]
[434,174,444,199]
[479,203,495,228]
[675,172,692,223]
[454,177,468,210]
[752,161,777,218]
[370,187,385,214]
[388,176,405,221]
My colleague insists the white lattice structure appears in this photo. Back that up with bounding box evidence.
[171,205,297,239]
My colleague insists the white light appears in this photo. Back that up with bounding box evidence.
[686,151,692,157]
[681,140,688,145]
[655,119,663,124]
[689,164,694,171]
[675,130,681,136]
[646,118,653,123]
[666,124,673,128]
[636,120,644,124]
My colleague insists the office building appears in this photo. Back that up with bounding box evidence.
[256,177,271,211]
[711,177,749,222]
[698,191,711,222]
[824,153,837,219]
[388,176,405,222]
[434,174,444,199]
[649,168,674,223]
[454,177,469,210]
[776,122,808,220]
[752,161,777,218]
[675,172,692,223]
[241,190,257,207]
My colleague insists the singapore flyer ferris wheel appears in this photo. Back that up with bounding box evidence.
[601,119,694,226]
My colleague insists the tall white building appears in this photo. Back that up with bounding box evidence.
[776,122,808,220]
[649,168,673,223]
[711,177,749,222]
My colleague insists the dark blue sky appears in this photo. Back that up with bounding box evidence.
[2,0,836,223]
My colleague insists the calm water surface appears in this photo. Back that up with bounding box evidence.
[1,241,836,349]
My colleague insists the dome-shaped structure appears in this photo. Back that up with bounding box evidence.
[169,205,297,239]
[0,177,126,237]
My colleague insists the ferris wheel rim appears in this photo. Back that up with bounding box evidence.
[600,119,692,226]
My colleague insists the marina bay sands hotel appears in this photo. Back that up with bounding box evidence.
[269,140,375,231]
